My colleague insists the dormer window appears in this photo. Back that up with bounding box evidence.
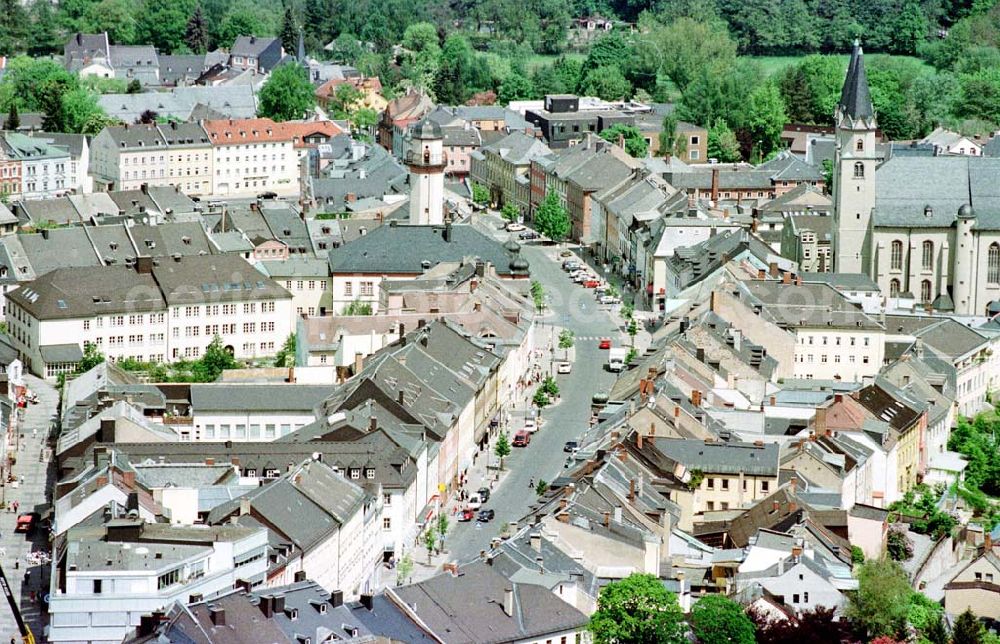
[365,468,375,479]
[350,468,360,479]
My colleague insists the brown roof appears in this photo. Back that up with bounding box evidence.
[272,120,344,148]
[203,118,293,145]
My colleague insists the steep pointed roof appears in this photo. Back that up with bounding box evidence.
[838,40,874,120]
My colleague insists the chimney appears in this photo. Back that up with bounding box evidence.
[603,511,611,527]
[782,271,791,285]
[710,167,720,203]
[135,256,154,274]
[789,477,798,492]
[769,395,776,406]
[272,594,285,614]
[122,470,136,488]
[696,347,705,362]
[791,545,803,559]
[768,261,778,277]
[397,389,405,405]
[530,534,541,552]
[814,406,828,436]
[353,352,364,374]
[360,594,374,611]
[369,416,377,432]
[757,268,765,279]
[986,532,993,551]
[637,433,644,449]
[209,606,226,626]
[629,479,636,501]
[330,590,344,608]
[239,497,251,516]
[503,588,514,617]
[444,218,452,242]
[834,393,844,403]
[98,418,115,442]
[536,556,544,573]
[691,390,702,407]
[613,505,622,523]
[40,228,49,240]
[205,457,215,466]
[259,595,274,618]
[772,501,780,512]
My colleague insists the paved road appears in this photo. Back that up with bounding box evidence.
[444,215,623,562]
[0,375,57,642]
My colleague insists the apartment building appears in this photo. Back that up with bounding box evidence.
[90,124,172,192]
[203,118,299,198]
[48,520,269,644]
[5,254,293,378]
[4,132,71,199]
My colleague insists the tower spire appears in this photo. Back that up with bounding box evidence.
[838,39,874,120]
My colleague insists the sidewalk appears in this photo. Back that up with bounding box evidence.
[0,375,56,642]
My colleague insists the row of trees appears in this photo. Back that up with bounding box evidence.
[590,560,990,644]
[0,57,116,134]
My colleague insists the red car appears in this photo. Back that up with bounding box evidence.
[598,338,612,350]
[512,430,531,447]
[583,279,601,288]
[15,512,38,534]
[457,508,475,522]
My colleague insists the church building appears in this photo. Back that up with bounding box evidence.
[833,41,1000,315]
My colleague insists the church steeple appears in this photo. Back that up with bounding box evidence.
[837,40,874,121]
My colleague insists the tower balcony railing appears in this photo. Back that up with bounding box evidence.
[405,150,447,166]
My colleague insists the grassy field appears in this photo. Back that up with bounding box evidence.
[523,52,587,72]
[749,54,930,76]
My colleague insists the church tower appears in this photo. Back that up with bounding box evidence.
[833,40,878,274]
[406,118,446,226]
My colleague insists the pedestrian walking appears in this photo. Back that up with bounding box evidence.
[529,477,534,490]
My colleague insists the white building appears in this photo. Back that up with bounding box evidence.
[187,384,330,442]
[203,118,299,198]
[3,132,71,199]
[5,254,293,378]
[90,122,213,194]
[48,521,269,644]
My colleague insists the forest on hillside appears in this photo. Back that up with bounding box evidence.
[0,0,998,160]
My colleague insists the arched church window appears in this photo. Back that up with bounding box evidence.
[853,162,864,179]
[889,279,900,297]
[921,280,932,303]
[890,240,903,271]
[989,243,1000,284]
[922,241,933,271]
[856,139,864,152]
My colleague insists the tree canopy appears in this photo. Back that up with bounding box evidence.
[845,559,912,640]
[689,594,756,644]
[534,191,571,242]
[258,63,315,121]
[588,573,687,644]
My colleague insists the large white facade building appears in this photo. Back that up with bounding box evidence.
[5,254,293,378]
[203,118,299,198]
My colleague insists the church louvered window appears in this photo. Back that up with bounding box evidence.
[890,240,903,271]
[989,243,1000,284]
[853,162,864,179]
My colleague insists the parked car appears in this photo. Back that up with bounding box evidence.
[519,231,540,240]
[599,295,621,305]
[598,338,612,349]
[477,509,495,522]
[15,512,39,534]
[559,249,574,257]
[523,416,537,432]
[457,508,475,522]
[582,279,601,288]
[556,361,572,374]
[564,440,579,453]
[258,191,278,199]
[562,260,580,271]
[506,222,526,232]
[477,487,490,503]
[467,493,484,509]
[513,430,531,446]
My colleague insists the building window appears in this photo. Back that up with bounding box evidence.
[890,240,903,271]
[853,162,864,179]
[989,243,1000,284]
[921,279,932,303]
[383,517,391,530]
[889,278,900,297]
[922,240,933,270]
[856,139,864,152]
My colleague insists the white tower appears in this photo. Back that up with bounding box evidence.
[952,204,977,315]
[406,119,446,225]
[832,40,878,275]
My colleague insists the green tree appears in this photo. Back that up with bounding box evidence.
[396,552,413,585]
[273,333,296,367]
[302,0,328,53]
[658,114,677,158]
[436,512,449,548]
[777,55,844,124]
[535,479,548,495]
[27,0,62,57]
[689,594,756,644]
[533,387,550,409]
[745,82,787,160]
[846,559,911,640]
[534,192,570,243]
[494,431,511,468]
[78,341,106,373]
[329,83,363,119]
[644,17,737,93]
[530,279,545,313]
[83,0,138,44]
[400,22,440,93]
[558,329,574,358]
[923,615,949,644]
[626,318,638,347]
[343,299,373,315]
[126,78,141,94]
[135,0,196,53]
[184,5,209,53]
[0,0,28,56]
[498,72,534,104]
[5,103,18,130]
[351,108,377,140]
[279,5,297,55]
[953,609,984,644]
[578,65,631,101]
[258,63,315,121]
[434,34,491,105]
[892,1,929,55]
[422,528,436,563]
[217,7,271,46]
[589,573,686,644]
[59,88,112,134]
[599,124,648,157]
[580,32,630,76]
[850,545,865,564]
[708,120,741,162]
[472,183,489,205]
[0,57,78,114]
[541,375,559,397]
[193,335,238,382]
[500,203,519,222]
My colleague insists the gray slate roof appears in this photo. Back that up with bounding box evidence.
[839,40,874,120]
[654,437,780,476]
[191,384,331,412]
[327,223,526,277]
